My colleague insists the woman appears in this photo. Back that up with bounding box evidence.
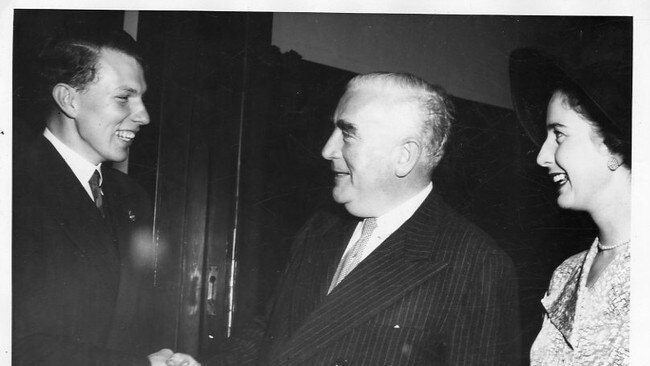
[510,48,632,365]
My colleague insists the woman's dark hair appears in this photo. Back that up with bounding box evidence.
[554,79,631,168]
[35,28,144,110]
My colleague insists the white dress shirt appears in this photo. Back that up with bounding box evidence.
[339,182,433,266]
[43,128,103,201]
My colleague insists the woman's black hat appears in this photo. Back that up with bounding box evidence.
[509,47,631,147]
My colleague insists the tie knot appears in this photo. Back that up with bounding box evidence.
[360,217,377,237]
[89,170,101,188]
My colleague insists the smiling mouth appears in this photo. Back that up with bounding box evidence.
[332,171,350,181]
[551,172,568,186]
[115,130,136,143]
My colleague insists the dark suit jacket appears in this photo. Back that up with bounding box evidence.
[13,136,155,366]
[212,190,521,366]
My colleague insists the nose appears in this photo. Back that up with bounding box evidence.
[132,100,150,126]
[536,135,555,167]
[321,130,342,160]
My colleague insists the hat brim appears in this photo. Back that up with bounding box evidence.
[509,48,568,147]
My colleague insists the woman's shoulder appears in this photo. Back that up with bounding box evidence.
[548,249,589,288]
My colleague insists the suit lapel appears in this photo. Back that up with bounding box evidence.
[278,191,451,364]
[38,139,121,288]
[279,215,358,337]
[102,170,132,259]
[102,168,152,350]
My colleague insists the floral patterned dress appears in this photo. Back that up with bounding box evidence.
[530,238,630,365]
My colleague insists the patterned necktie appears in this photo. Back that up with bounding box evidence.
[89,170,105,218]
[328,217,378,293]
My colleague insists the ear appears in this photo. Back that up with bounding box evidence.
[595,138,623,164]
[395,139,422,178]
[51,83,79,118]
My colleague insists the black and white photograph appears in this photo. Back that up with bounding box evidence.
[2,1,649,365]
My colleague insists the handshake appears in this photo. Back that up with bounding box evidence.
[149,348,201,366]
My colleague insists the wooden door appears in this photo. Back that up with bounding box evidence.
[135,11,276,356]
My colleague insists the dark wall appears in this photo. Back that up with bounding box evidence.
[433,97,597,358]
[235,54,353,317]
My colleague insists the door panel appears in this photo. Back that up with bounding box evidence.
[136,11,274,356]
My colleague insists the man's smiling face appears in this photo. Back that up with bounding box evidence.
[69,48,150,164]
[321,85,419,217]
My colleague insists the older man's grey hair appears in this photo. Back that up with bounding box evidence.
[346,72,455,173]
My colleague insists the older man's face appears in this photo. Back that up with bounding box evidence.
[68,48,150,165]
[321,86,419,217]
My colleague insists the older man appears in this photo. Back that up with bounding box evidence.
[209,72,520,365]
[12,30,198,366]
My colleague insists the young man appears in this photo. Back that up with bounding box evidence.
[12,29,198,366]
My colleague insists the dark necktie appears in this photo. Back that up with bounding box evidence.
[89,170,105,218]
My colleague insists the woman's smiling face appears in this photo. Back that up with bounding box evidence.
[536,91,615,212]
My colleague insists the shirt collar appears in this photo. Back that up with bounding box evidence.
[373,182,432,239]
[43,128,103,186]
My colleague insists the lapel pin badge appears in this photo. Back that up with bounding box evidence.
[128,210,136,222]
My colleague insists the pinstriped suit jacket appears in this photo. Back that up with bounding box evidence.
[213,190,521,366]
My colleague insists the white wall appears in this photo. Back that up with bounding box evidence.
[271,14,588,109]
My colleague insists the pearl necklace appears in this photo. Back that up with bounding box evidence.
[597,238,631,251]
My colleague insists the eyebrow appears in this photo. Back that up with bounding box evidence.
[118,86,146,95]
[546,122,566,130]
[335,119,357,135]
